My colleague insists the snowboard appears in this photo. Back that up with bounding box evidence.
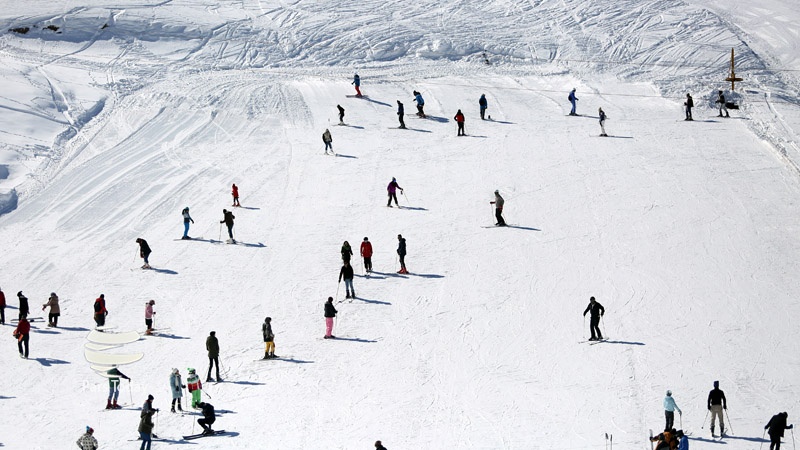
[183,430,227,440]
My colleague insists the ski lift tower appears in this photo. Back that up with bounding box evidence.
[725,48,743,91]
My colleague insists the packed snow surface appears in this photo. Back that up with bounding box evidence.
[1,1,799,449]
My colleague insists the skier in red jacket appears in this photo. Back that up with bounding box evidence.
[360,237,374,273]
[94,295,108,328]
[454,109,465,136]
[14,316,30,358]
[231,184,240,207]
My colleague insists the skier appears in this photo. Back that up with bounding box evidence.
[136,238,151,269]
[664,390,682,431]
[582,296,605,341]
[76,426,98,450]
[568,88,578,115]
[262,317,276,359]
[360,237,373,273]
[707,380,727,436]
[324,297,337,338]
[186,368,202,408]
[352,73,362,97]
[650,430,676,450]
[397,100,406,129]
[0,286,5,324]
[684,94,693,121]
[479,94,488,120]
[337,104,345,124]
[454,109,466,136]
[715,91,729,118]
[490,190,506,226]
[387,177,403,207]
[339,261,355,299]
[220,209,235,243]
[144,300,155,335]
[598,107,608,137]
[413,91,426,117]
[42,292,60,327]
[197,402,217,435]
[106,365,130,409]
[397,234,408,274]
[13,315,30,358]
[323,128,333,155]
[17,291,29,320]
[375,440,388,450]
[93,294,107,328]
[138,395,158,449]
[766,412,794,450]
[169,368,185,413]
[181,207,194,239]
[206,331,221,382]
[231,183,240,207]
[341,241,353,263]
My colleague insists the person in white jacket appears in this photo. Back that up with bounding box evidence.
[664,390,682,431]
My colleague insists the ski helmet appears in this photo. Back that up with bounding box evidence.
[188,367,195,373]
[148,300,155,305]
[713,380,719,388]
[364,237,369,241]
[86,426,94,434]
[666,390,672,396]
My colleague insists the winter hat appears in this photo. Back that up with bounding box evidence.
[17,291,23,297]
[392,177,396,181]
[713,380,719,388]
[327,297,333,302]
[188,367,195,373]
[590,296,596,302]
[494,189,499,194]
[223,209,228,213]
[147,394,154,400]
[148,300,155,305]
[172,368,179,374]
[265,317,271,322]
[363,237,369,241]
[210,331,216,336]
[86,426,94,434]
[99,294,104,299]
[666,390,672,396]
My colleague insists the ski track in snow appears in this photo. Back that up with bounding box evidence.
[0,1,799,449]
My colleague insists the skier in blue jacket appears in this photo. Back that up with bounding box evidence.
[568,88,578,115]
[352,74,362,97]
[664,390,682,431]
[479,94,488,120]
[413,91,425,118]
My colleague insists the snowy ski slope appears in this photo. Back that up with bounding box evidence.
[0,1,799,449]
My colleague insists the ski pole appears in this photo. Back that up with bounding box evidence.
[582,315,586,340]
[701,409,709,429]
[218,223,222,241]
[402,190,410,205]
[679,412,683,429]
[791,428,795,450]
[601,315,606,338]
[128,379,133,405]
[725,408,734,434]
[335,282,340,302]
[605,433,608,450]
[760,430,766,450]
[610,434,613,450]
[201,388,212,399]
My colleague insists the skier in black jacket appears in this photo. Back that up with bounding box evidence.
[339,262,355,299]
[136,238,151,269]
[582,296,604,340]
[17,291,29,320]
[220,209,235,242]
[197,402,216,435]
[707,380,727,436]
[766,412,793,450]
[397,101,406,129]
[324,297,337,339]
[684,94,694,121]
[397,234,407,274]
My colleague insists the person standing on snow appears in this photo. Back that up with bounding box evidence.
[375,440,388,450]
[339,261,355,299]
[715,91,729,118]
[568,88,578,115]
[707,380,727,436]
[181,207,194,239]
[664,390,682,431]
[479,94,488,120]
[360,237,373,273]
[454,109,466,136]
[324,297,337,339]
[387,177,403,207]
[144,300,155,335]
[598,108,608,137]
[352,73,362,97]
[197,402,217,435]
[93,294,108,328]
[169,368,185,413]
[413,91,426,117]
[684,94,694,121]
[397,100,406,129]
[582,296,605,340]
[397,234,408,274]
[766,412,794,450]
[138,394,158,449]
[262,317,276,359]
[220,209,235,243]
[231,183,240,207]
[186,368,202,408]
[106,365,130,409]
[323,128,333,155]
[136,238,151,269]
[490,190,506,226]
[206,331,221,382]
[341,241,353,263]
[76,426,98,450]
[337,104,345,124]
[17,291,29,320]
[13,315,30,358]
[42,292,60,327]
[0,286,6,324]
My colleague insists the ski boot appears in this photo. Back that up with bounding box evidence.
[106,400,113,410]
[171,406,176,413]
[112,401,121,409]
